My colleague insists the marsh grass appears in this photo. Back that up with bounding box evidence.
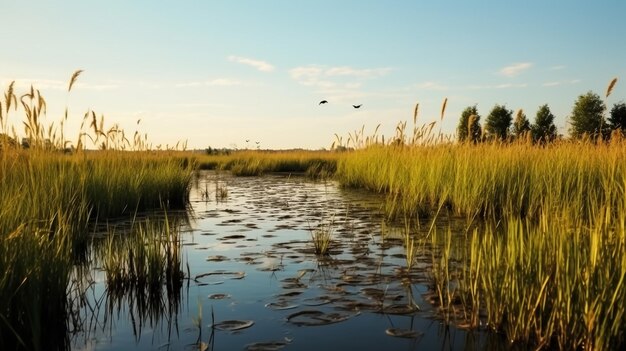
[0,74,194,350]
[100,215,185,339]
[331,91,626,349]
[198,150,339,178]
[309,216,335,256]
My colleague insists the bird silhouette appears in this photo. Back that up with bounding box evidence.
[353,104,362,109]
[319,100,328,105]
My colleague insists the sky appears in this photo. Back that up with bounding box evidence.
[1,1,626,150]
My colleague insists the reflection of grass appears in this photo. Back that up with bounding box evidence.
[100,215,185,342]
[102,216,184,295]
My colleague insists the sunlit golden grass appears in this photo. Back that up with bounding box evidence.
[197,150,340,178]
[335,139,626,223]
[0,73,195,350]
[330,87,626,348]
[425,208,626,350]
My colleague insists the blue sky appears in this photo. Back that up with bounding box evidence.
[2,1,625,149]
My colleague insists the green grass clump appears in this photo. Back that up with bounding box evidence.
[197,150,339,178]
[331,104,626,348]
[0,74,195,350]
[335,141,626,223]
[427,208,626,350]
[309,217,335,256]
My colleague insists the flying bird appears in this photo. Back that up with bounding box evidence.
[353,104,362,109]
[319,100,328,105]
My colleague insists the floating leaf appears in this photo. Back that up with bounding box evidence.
[385,328,422,339]
[196,271,246,280]
[265,301,299,310]
[245,341,288,351]
[286,310,357,326]
[221,234,246,240]
[212,320,254,331]
[302,296,333,306]
[208,293,230,300]
[206,255,229,262]
[380,304,419,315]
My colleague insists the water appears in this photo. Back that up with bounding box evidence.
[71,171,507,351]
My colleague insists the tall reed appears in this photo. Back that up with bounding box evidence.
[0,75,195,350]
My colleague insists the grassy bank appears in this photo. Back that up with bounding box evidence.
[333,140,626,349]
[0,149,194,350]
[0,74,195,350]
[335,141,626,223]
[197,150,339,178]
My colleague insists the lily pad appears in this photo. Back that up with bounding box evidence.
[212,320,254,331]
[380,304,419,315]
[302,296,333,306]
[206,255,229,262]
[245,341,288,351]
[195,271,246,280]
[286,310,357,326]
[265,301,299,310]
[208,293,230,300]
[385,328,422,339]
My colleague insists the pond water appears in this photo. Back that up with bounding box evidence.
[71,171,507,351]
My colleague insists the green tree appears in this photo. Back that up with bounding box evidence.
[568,91,606,139]
[608,102,626,133]
[484,104,512,141]
[531,104,557,143]
[512,109,531,139]
[457,105,481,142]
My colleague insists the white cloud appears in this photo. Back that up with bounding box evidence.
[228,55,275,72]
[548,65,566,71]
[413,81,449,91]
[499,62,533,77]
[324,66,392,78]
[175,78,243,88]
[543,81,561,87]
[287,64,396,103]
[495,83,528,89]
[467,83,528,90]
[1,78,119,91]
[542,79,580,87]
[289,65,392,81]
[289,65,324,80]
[289,64,391,92]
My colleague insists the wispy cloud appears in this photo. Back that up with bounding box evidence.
[542,79,580,87]
[542,81,561,87]
[548,65,566,71]
[499,62,533,77]
[290,65,392,81]
[0,77,119,91]
[228,55,275,72]
[467,83,528,90]
[289,64,392,95]
[324,66,392,78]
[413,81,449,91]
[175,78,243,88]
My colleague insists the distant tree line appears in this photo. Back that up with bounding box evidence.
[456,91,626,143]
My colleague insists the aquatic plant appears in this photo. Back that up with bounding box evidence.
[197,150,340,178]
[309,216,335,256]
[0,73,194,350]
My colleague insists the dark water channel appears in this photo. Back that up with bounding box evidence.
[71,171,507,351]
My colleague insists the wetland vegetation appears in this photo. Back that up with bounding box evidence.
[1,73,626,350]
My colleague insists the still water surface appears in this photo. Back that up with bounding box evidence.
[71,171,505,351]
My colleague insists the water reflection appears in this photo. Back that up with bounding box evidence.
[65,171,512,350]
